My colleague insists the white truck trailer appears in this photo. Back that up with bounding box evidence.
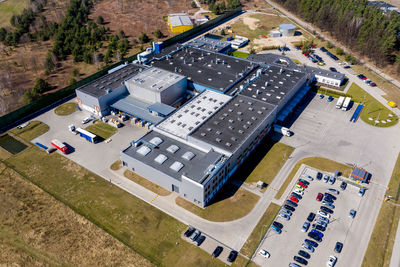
[336,96,345,109]
[273,124,292,136]
[342,97,351,111]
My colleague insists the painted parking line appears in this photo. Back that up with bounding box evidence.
[151,195,159,203]
[269,187,279,191]
[374,197,384,202]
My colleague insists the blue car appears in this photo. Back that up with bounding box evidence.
[319,94,324,99]
[327,96,334,102]
[271,225,282,234]
[311,229,324,238]
[305,239,319,247]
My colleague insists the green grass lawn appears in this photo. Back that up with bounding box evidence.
[244,142,294,187]
[0,0,29,27]
[240,203,281,258]
[275,157,352,200]
[4,147,233,267]
[110,160,122,171]
[85,121,117,140]
[362,152,400,267]
[347,83,398,127]
[176,182,260,222]
[124,170,170,196]
[54,103,77,116]
[232,50,250,59]
[9,121,49,142]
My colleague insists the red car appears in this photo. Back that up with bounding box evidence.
[311,45,316,49]
[297,182,308,188]
[290,196,299,203]
[316,193,323,202]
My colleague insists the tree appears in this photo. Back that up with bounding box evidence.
[155,29,163,39]
[96,15,104,25]
[45,51,56,73]
[69,78,76,85]
[335,47,344,56]
[23,89,35,104]
[32,78,50,95]
[139,32,150,43]
[191,1,197,8]
[72,68,79,77]
[326,42,333,49]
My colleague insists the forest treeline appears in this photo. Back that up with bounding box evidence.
[273,0,400,69]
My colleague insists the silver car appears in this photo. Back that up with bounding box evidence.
[318,215,329,224]
[279,213,290,221]
[328,176,336,185]
[281,208,292,216]
[301,243,315,253]
[327,188,339,195]
[302,222,310,232]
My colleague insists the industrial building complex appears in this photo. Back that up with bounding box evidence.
[75,37,346,207]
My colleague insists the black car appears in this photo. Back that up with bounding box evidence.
[324,196,334,203]
[320,206,334,214]
[305,239,319,248]
[195,235,205,246]
[325,193,337,200]
[316,172,323,180]
[308,232,322,242]
[273,221,284,229]
[298,250,311,259]
[284,204,296,212]
[307,212,316,222]
[292,192,303,199]
[320,47,328,52]
[335,242,343,253]
[286,200,298,207]
[357,74,367,80]
[212,246,223,257]
[293,256,308,265]
[227,250,238,262]
[184,226,195,237]
[312,224,326,232]
[329,67,337,72]
[340,181,347,190]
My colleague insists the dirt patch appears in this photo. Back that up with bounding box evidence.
[243,16,259,31]
[252,35,306,52]
[0,162,152,266]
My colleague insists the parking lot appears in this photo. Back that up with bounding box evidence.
[253,166,364,267]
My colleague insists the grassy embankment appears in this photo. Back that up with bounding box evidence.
[54,103,77,116]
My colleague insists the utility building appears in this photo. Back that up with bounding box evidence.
[168,13,193,33]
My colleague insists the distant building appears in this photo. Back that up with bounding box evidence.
[368,1,398,14]
[231,35,249,49]
[270,30,281,38]
[187,35,232,54]
[168,13,193,33]
[279,24,296,36]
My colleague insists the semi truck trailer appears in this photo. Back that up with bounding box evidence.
[336,96,345,109]
[273,124,292,136]
[342,97,351,111]
[51,139,69,154]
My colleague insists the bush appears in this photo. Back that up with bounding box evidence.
[96,16,104,25]
[69,78,76,85]
[139,32,150,43]
[326,42,333,49]
[155,29,163,39]
[336,47,344,56]
[32,78,50,95]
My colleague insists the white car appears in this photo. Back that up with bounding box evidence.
[293,189,304,195]
[82,117,91,124]
[318,210,331,219]
[326,255,337,267]
[259,249,270,259]
[302,174,314,181]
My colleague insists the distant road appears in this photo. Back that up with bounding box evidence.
[265,0,400,92]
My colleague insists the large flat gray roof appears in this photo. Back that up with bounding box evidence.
[150,46,258,92]
[122,131,224,184]
[190,95,276,153]
[76,64,144,98]
[228,65,307,106]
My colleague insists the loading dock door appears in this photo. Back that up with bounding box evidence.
[172,184,179,193]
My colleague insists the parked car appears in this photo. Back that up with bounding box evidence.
[297,182,308,188]
[319,94,324,99]
[318,210,331,218]
[293,256,308,265]
[315,220,328,228]
[325,193,337,200]
[82,117,92,124]
[357,74,367,80]
[320,206,334,214]
[195,235,205,246]
[328,176,336,185]
[327,255,337,267]
[359,187,366,196]
[290,196,299,203]
[259,249,270,258]
[308,232,322,242]
[343,65,351,69]
[323,202,335,209]
[273,221,283,229]
[307,212,316,222]
[318,215,330,224]
[370,82,377,87]
[316,193,324,201]
[311,229,324,238]
[302,221,310,232]
[284,204,296,212]
[312,223,326,232]
[329,67,337,72]
[271,225,283,234]
[317,172,323,180]
[327,188,340,195]
[302,175,314,181]
[190,229,201,241]
[281,208,293,216]
[292,192,303,199]
[334,242,343,253]
[301,243,315,253]
[298,250,311,259]
[349,209,357,218]
[294,189,304,196]
[323,196,334,204]
[340,181,347,190]
[289,263,301,267]
[327,96,334,102]
[212,246,223,257]
[320,47,328,52]
[299,178,310,185]
[286,200,298,207]
[184,226,195,237]
[323,175,330,183]
[295,185,305,191]
[305,238,319,247]
[279,212,291,221]
[227,250,238,262]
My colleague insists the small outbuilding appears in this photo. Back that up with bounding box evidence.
[350,167,371,183]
